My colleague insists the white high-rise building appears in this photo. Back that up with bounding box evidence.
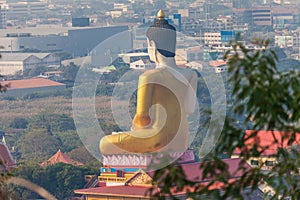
[6,1,47,19]
[0,4,7,29]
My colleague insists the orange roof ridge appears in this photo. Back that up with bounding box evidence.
[40,149,83,167]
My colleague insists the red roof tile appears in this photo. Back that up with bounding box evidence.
[147,158,250,182]
[209,60,227,68]
[233,130,300,156]
[75,180,243,197]
[75,158,251,196]
[1,78,65,90]
[40,150,83,167]
[0,143,15,170]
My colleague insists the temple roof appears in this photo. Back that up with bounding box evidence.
[40,149,83,167]
[0,138,16,170]
[146,158,250,183]
[233,130,300,156]
[75,158,252,197]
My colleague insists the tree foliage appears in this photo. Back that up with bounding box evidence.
[67,146,98,164]
[53,131,82,153]
[59,62,80,82]
[10,163,97,199]
[151,37,300,199]
[9,117,28,129]
[17,129,60,162]
[28,113,76,133]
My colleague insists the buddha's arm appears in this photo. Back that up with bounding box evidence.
[132,74,154,130]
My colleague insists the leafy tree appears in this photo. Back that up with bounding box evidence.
[53,52,72,61]
[54,131,82,152]
[28,113,75,133]
[0,75,9,92]
[100,66,131,83]
[9,117,28,129]
[23,66,48,78]
[96,84,114,96]
[17,129,60,161]
[10,163,97,199]
[67,146,98,164]
[59,62,80,82]
[150,38,300,199]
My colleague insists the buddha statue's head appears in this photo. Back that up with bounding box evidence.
[146,10,176,61]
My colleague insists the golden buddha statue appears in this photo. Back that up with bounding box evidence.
[100,10,198,155]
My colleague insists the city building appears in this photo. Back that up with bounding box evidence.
[0,25,130,58]
[209,60,228,73]
[204,30,238,48]
[217,16,233,30]
[232,0,252,9]
[67,26,130,57]
[204,32,221,46]
[252,7,272,26]
[175,46,203,65]
[129,59,155,70]
[275,35,294,47]
[272,5,298,29]
[0,53,60,75]
[0,77,66,97]
[6,1,48,19]
[0,4,7,29]
[118,52,149,65]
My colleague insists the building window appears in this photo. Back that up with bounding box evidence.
[265,161,274,166]
[250,159,259,166]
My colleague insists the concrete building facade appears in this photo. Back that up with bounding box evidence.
[0,25,130,59]
[252,7,272,26]
[0,53,60,75]
[6,1,47,19]
[1,34,67,52]
[204,32,221,46]
[0,77,66,98]
[0,4,7,29]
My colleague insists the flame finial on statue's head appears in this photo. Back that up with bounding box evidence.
[157,9,165,20]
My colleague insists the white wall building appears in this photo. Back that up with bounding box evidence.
[0,4,7,29]
[1,34,67,52]
[105,11,122,19]
[275,35,294,48]
[0,53,60,75]
[130,59,155,70]
[6,1,48,19]
[204,32,221,46]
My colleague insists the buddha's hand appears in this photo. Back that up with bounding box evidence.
[131,114,151,130]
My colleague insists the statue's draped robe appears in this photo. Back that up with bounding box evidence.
[100,66,197,155]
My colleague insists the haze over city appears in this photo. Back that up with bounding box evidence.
[0,0,299,199]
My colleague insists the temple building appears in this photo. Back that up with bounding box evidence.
[40,149,83,167]
[74,158,263,199]
[232,130,300,170]
[0,137,16,170]
[74,10,264,199]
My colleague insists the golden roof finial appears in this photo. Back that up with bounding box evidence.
[157,9,165,20]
